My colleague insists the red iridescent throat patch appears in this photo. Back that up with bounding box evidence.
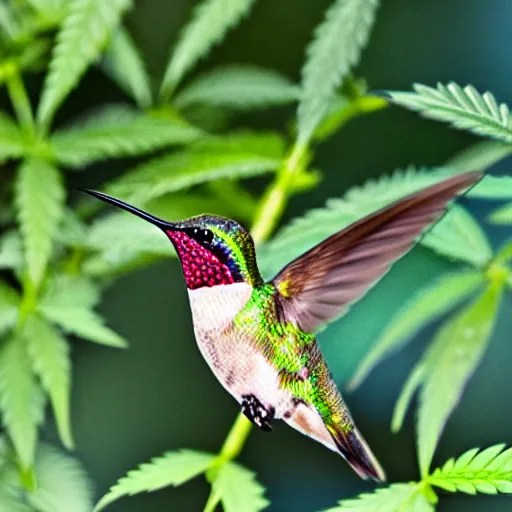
[166,230,234,289]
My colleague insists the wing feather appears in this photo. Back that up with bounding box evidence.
[272,171,483,333]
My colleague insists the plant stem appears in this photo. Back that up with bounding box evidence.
[218,412,253,463]
[6,67,35,134]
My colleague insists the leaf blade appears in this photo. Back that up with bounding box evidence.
[0,112,25,162]
[297,0,379,147]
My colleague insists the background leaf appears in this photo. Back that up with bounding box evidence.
[489,202,512,224]
[0,334,45,469]
[0,281,20,337]
[174,65,299,110]
[24,315,73,450]
[37,0,132,127]
[0,231,24,270]
[102,26,152,108]
[349,270,484,389]
[0,112,25,162]
[446,140,512,173]
[417,284,502,475]
[429,444,512,495]
[94,450,214,512]
[388,83,512,143]
[160,0,255,99]
[15,159,65,286]
[212,461,269,512]
[50,106,202,168]
[296,0,379,147]
[28,443,94,512]
[323,483,429,512]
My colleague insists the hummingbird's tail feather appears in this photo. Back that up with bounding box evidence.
[327,424,386,482]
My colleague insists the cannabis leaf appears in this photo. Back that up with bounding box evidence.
[445,139,512,173]
[40,274,100,311]
[297,0,379,147]
[160,0,255,99]
[102,26,152,108]
[175,65,300,110]
[37,0,132,128]
[0,231,24,270]
[0,281,20,337]
[211,462,269,512]
[50,106,202,168]
[349,270,484,390]
[416,284,502,475]
[490,202,512,224]
[28,443,94,512]
[24,315,73,449]
[0,112,25,162]
[93,450,215,512]
[38,304,127,348]
[0,334,45,469]
[388,83,512,143]
[429,444,512,495]
[15,159,65,286]
[106,132,285,204]
[323,482,432,512]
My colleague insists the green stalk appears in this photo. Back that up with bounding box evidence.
[6,66,35,134]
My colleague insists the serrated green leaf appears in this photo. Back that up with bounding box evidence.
[417,284,502,475]
[106,133,284,204]
[93,449,215,512]
[37,0,132,128]
[466,174,512,200]
[494,241,512,265]
[323,483,427,512]
[388,83,512,143]
[15,159,65,286]
[259,167,479,278]
[40,274,100,310]
[429,444,512,495]
[0,112,24,162]
[160,0,255,99]
[38,304,127,348]
[102,25,152,108]
[0,281,19,337]
[489,202,512,224]
[25,0,66,18]
[350,271,484,389]
[24,315,73,450]
[50,106,202,168]
[56,208,88,247]
[28,443,94,512]
[422,205,493,267]
[175,65,299,110]
[0,231,24,270]
[446,140,512,173]
[296,0,379,147]
[0,334,45,469]
[212,461,269,512]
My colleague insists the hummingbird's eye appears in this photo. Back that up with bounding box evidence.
[185,227,214,245]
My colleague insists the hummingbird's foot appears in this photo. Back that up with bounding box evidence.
[241,394,275,432]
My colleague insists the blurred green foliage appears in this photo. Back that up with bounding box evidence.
[0,0,511,511]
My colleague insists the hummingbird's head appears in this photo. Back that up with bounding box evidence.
[82,190,262,290]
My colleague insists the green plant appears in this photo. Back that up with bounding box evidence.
[0,1,511,511]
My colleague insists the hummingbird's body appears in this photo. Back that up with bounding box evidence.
[84,170,482,482]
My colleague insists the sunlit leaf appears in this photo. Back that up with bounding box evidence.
[0,334,45,469]
[417,284,502,475]
[388,83,512,143]
[0,231,23,270]
[50,106,202,168]
[297,0,379,147]
[323,483,429,512]
[37,0,132,128]
[102,25,152,108]
[15,159,65,286]
[349,270,484,390]
[446,140,512,173]
[25,0,66,18]
[93,450,214,512]
[213,461,269,512]
[106,133,284,204]
[39,304,127,348]
[40,274,100,310]
[0,112,24,162]
[175,65,299,110]
[466,175,512,200]
[429,444,512,495]
[160,0,255,99]
[0,281,19,337]
[489,202,512,224]
[28,443,94,512]
[24,315,73,450]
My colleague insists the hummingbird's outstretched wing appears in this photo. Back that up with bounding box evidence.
[272,171,482,334]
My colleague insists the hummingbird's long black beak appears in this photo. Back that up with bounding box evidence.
[80,189,174,230]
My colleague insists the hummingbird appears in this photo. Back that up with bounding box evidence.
[83,170,481,482]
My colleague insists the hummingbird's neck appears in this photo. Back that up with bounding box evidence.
[167,230,258,289]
